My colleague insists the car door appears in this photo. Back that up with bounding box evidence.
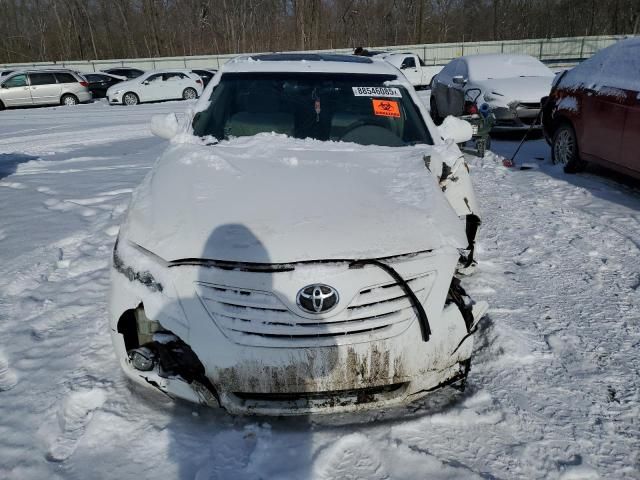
[621,91,640,175]
[399,55,422,86]
[447,60,467,116]
[434,60,457,116]
[86,74,107,97]
[163,72,185,99]
[0,73,32,106]
[617,44,640,175]
[578,50,626,164]
[139,73,164,102]
[28,72,62,105]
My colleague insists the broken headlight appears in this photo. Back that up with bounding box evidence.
[112,237,164,292]
[128,346,156,371]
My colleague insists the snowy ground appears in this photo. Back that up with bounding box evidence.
[0,100,639,480]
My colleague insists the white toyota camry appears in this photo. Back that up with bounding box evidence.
[109,53,488,415]
[106,69,203,106]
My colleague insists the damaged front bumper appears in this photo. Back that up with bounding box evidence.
[491,104,541,131]
[109,244,488,415]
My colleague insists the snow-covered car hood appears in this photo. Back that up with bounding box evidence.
[474,76,553,104]
[120,135,467,263]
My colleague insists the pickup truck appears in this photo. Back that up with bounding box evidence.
[376,52,443,90]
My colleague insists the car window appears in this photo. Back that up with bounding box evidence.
[54,72,77,84]
[561,42,639,92]
[86,74,105,82]
[111,69,137,78]
[418,57,426,67]
[146,74,163,83]
[600,44,640,91]
[30,72,57,86]
[192,72,433,147]
[2,74,28,88]
[439,60,457,80]
[455,61,468,78]
[401,57,416,69]
[163,72,185,81]
[194,70,213,79]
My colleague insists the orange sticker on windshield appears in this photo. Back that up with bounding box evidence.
[372,99,400,118]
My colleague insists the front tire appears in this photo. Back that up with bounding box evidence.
[182,87,197,100]
[61,94,78,106]
[123,92,139,106]
[0,100,5,111]
[552,122,585,173]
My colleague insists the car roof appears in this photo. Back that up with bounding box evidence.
[104,66,144,70]
[222,53,400,76]
[83,71,124,78]
[142,69,194,75]
[377,52,412,57]
[459,53,542,64]
[3,68,76,75]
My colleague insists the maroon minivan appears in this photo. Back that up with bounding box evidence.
[542,38,640,179]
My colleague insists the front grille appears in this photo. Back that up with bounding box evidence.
[195,273,433,347]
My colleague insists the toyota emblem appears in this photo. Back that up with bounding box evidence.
[297,284,339,314]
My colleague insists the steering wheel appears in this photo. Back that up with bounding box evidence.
[339,120,404,147]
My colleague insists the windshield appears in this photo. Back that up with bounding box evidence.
[192,72,433,147]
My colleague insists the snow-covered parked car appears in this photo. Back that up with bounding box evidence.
[109,53,487,415]
[431,54,555,130]
[106,69,203,106]
[541,37,640,179]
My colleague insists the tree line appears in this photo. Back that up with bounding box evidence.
[1,0,638,64]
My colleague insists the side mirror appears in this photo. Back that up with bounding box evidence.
[438,116,474,144]
[452,75,467,85]
[0,84,7,89]
[150,113,180,140]
[142,80,149,85]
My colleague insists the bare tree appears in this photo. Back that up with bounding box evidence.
[0,0,636,64]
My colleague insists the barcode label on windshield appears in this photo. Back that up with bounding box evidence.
[352,86,402,97]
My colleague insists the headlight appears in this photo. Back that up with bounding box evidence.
[483,91,504,102]
[113,238,164,292]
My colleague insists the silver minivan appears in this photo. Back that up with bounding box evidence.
[0,69,92,109]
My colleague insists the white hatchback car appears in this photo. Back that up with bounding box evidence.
[110,53,487,415]
[106,69,203,106]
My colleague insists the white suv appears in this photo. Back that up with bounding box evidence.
[109,53,486,415]
[0,69,91,109]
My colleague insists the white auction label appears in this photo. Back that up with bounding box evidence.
[352,86,402,97]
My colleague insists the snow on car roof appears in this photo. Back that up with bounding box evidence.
[248,53,373,63]
[462,54,554,80]
[223,53,400,76]
[560,37,640,92]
